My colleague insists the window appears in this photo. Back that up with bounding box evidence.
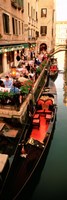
[12,17,18,35]
[18,21,21,35]
[28,28,30,39]
[12,17,15,34]
[31,29,33,38]
[15,19,18,35]
[28,2,30,16]
[36,31,39,38]
[22,23,23,34]
[36,11,38,21]
[41,8,47,17]
[31,6,33,18]
[52,9,55,22]
[52,28,53,37]
[3,13,10,34]
[40,26,47,36]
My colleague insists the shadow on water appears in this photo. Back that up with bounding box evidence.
[16,116,57,200]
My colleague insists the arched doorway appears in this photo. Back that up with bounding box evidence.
[39,43,47,52]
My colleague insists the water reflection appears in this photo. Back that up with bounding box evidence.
[63,71,67,106]
[55,51,67,106]
[63,50,67,106]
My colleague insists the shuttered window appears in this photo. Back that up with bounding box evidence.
[40,26,47,36]
[41,8,47,17]
[3,13,10,34]
[12,17,15,34]
[12,17,18,35]
[28,2,30,16]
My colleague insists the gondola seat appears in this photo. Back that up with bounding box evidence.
[32,113,40,128]
[45,109,52,114]
[45,112,53,123]
[36,109,45,115]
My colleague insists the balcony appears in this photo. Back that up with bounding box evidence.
[11,0,17,9]
[11,0,24,12]
[18,5,21,10]
[28,36,32,41]
[32,37,36,40]
[28,36,36,42]
[21,8,24,13]
[36,31,39,38]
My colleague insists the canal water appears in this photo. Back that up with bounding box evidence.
[26,51,67,200]
[21,51,67,200]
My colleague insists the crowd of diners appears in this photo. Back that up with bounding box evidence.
[0,48,49,106]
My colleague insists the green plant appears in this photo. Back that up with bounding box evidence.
[20,79,33,95]
[36,66,42,75]
[20,85,29,95]
[0,91,3,100]
[0,91,17,105]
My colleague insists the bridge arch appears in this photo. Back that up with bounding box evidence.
[50,45,67,57]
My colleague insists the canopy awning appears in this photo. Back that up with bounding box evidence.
[0,43,30,54]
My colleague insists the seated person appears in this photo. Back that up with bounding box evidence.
[26,63,30,72]
[4,75,13,88]
[10,81,20,94]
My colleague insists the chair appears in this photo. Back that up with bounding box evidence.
[36,109,45,115]
[45,112,53,123]
[36,100,45,115]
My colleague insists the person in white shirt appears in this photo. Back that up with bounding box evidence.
[4,75,13,88]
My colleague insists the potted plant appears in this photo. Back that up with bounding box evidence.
[0,91,9,105]
[20,79,33,101]
[20,85,29,96]
[36,66,42,74]
[0,90,19,106]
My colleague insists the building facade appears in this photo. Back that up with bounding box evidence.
[0,0,55,74]
[37,0,56,52]
[56,21,67,46]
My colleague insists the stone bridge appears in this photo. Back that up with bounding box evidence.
[50,45,67,57]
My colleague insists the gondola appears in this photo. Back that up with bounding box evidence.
[0,78,57,200]
[49,58,58,81]
[0,119,30,200]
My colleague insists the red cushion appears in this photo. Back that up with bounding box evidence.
[33,114,39,118]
